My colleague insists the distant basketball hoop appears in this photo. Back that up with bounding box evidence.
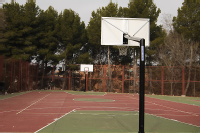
[80,64,93,73]
[80,64,93,92]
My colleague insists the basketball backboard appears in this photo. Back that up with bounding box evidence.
[80,64,93,72]
[101,17,150,47]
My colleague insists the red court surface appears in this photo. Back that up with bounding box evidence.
[0,91,199,132]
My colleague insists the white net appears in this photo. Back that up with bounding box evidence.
[118,46,128,56]
[84,67,89,74]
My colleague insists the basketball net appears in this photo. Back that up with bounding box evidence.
[85,70,88,74]
[84,67,89,74]
[118,46,128,56]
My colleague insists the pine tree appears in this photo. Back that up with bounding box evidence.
[56,9,87,65]
[87,2,120,65]
[2,2,41,61]
[55,9,87,89]
[173,2,200,42]
[37,6,59,65]
[0,8,8,56]
[127,1,165,66]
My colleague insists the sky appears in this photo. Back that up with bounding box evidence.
[2,0,184,26]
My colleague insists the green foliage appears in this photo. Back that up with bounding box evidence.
[87,3,124,64]
[184,0,200,3]
[56,9,88,65]
[2,2,41,61]
[173,2,200,42]
[128,1,164,65]
[36,6,59,65]
[68,64,79,70]
[1,2,87,67]
[76,52,92,64]
[0,8,8,56]
[1,1,165,66]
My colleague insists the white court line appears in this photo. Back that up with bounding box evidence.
[34,109,76,133]
[147,112,200,128]
[128,95,199,116]
[65,91,107,96]
[146,96,200,107]
[146,101,198,116]
[16,93,51,114]
[65,92,74,95]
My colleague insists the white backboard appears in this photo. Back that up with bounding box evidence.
[101,17,150,47]
[80,64,93,72]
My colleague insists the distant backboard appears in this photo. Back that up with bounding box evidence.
[101,17,150,47]
[80,64,93,72]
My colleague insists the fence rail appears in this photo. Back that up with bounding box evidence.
[0,55,200,97]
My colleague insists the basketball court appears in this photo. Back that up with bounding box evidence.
[0,91,200,132]
[1,17,199,133]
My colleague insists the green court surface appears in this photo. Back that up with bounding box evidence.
[74,98,115,102]
[66,90,106,95]
[37,110,200,133]
[146,95,200,106]
[0,91,29,100]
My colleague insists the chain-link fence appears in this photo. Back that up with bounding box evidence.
[0,56,38,94]
[1,56,200,97]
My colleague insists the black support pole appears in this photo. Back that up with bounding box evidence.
[138,38,145,133]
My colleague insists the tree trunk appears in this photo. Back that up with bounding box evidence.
[185,46,193,95]
[170,67,174,95]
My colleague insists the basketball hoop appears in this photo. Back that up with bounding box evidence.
[118,46,128,56]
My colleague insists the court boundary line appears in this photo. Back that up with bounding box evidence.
[146,95,200,107]
[65,91,107,96]
[127,94,199,116]
[73,98,115,102]
[146,100,198,116]
[34,109,200,133]
[34,109,76,133]
[16,93,51,114]
[69,110,200,128]
[125,94,200,126]
[1,92,199,132]
[147,112,200,128]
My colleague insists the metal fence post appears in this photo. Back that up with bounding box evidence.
[18,60,21,92]
[52,66,54,90]
[36,64,38,90]
[103,65,106,92]
[122,65,124,93]
[25,62,28,91]
[68,70,71,90]
[10,58,13,93]
[182,66,185,96]
[161,66,164,95]
[0,56,3,81]
[31,65,33,90]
